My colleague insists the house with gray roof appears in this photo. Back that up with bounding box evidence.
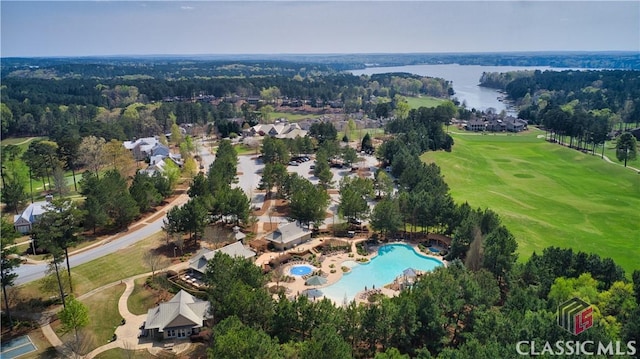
[123,137,161,161]
[264,221,312,251]
[465,119,486,132]
[505,116,528,132]
[13,195,53,234]
[189,241,256,275]
[143,290,212,340]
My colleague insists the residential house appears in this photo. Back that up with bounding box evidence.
[124,137,160,161]
[486,118,505,132]
[140,157,167,177]
[246,123,308,139]
[466,119,486,132]
[505,116,528,132]
[140,153,182,176]
[143,290,212,340]
[264,221,312,251]
[13,195,53,234]
[189,240,256,275]
[246,96,262,105]
[150,143,170,158]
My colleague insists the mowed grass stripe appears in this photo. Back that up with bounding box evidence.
[421,130,640,274]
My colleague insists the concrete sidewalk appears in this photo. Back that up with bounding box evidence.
[41,261,192,358]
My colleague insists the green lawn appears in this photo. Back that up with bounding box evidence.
[18,232,168,301]
[82,284,125,353]
[93,348,157,359]
[1,136,46,151]
[70,232,169,296]
[127,277,158,315]
[603,139,638,167]
[421,129,640,274]
[406,96,446,109]
[338,128,386,143]
[53,284,125,356]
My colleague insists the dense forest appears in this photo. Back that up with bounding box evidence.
[478,69,640,158]
[0,59,453,140]
[3,51,639,76]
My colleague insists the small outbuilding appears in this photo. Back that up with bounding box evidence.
[189,241,256,275]
[264,221,312,251]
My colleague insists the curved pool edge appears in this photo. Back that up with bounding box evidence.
[321,242,446,304]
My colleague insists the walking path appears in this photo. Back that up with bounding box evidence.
[39,261,192,358]
[600,153,639,172]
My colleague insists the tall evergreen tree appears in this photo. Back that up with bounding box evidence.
[1,218,21,330]
[32,198,83,294]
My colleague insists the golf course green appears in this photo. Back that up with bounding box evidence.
[421,128,640,274]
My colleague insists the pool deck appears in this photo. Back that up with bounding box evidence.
[259,237,448,305]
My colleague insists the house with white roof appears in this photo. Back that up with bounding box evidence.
[143,290,212,340]
[124,137,160,161]
[13,195,53,234]
[245,123,308,139]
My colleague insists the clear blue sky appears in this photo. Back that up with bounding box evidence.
[1,1,639,57]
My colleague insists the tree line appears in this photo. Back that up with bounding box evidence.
[198,226,636,358]
[1,62,452,139]
[478,69,640,164]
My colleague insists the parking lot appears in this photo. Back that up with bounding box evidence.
[235,152,381,228]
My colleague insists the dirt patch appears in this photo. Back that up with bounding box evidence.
[262,221,279,233]
[272,199,290,216]
[156,237,201,262]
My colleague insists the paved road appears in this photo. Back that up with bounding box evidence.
[14,139,218,286]
[14,141,382,285]
[14,195,188,286]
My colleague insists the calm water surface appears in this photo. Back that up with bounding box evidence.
[350,64,575,113]
[321,243,443,304]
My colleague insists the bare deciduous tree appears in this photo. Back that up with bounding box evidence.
[63,329,94,359]
[464,227,484,271]
[78,136,106,178]
[143,249,168,277]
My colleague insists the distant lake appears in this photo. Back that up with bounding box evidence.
[350,64,575,113]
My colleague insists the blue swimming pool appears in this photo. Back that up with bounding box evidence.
[429,247,441,253]
[289,264,314,276]
[322,243,444,303]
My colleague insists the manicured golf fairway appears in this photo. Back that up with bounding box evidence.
[421,129,640,274]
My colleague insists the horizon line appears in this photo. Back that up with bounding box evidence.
[3,50,639,60]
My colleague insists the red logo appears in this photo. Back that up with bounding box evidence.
[558,297,593,335]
